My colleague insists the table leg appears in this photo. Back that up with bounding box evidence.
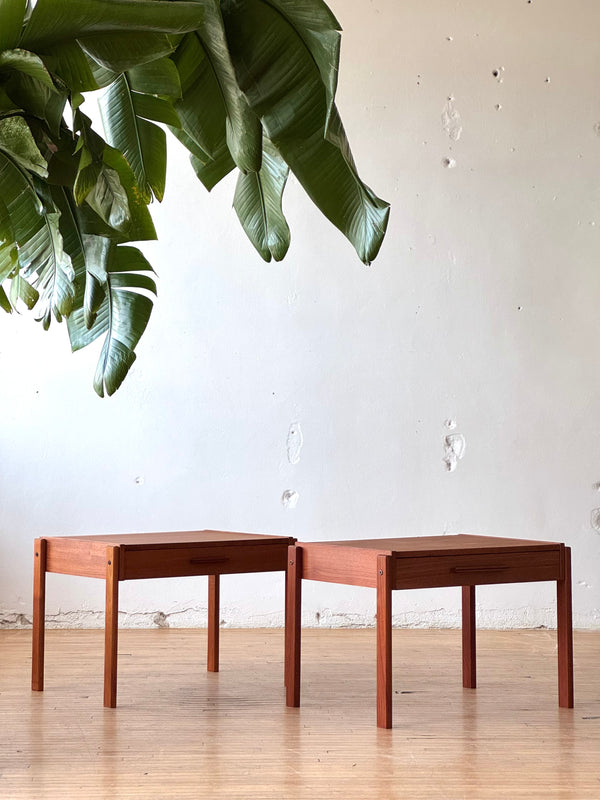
[32,538,47,692]
[462,585,477,689]
[376,554,393,729]
[207,574,220,672]
[285,545,302,707]
[104,546,120,709]
[284,567,288,688]
[557,546,574,708]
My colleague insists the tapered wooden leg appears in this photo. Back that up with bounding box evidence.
[285,545,302,707]
[376,554,393,729]
[104,546,120,709]
[32,538,47,692]
[207,574,220,672]
[462,585,477,689]
[284,567,288,687]
[557,546,574,708]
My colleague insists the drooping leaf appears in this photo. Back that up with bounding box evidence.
[20,0,206,51]
[265,0,341,137]
[99,73,170,202]
[84,163,131,232]
[0,0,27,52]
[40,41,99,93]
[0,151,61,279]
[9,269,39,309]
[0,195,18,283]
[169,126,235,191]
[0,116,48,177]
[132,92,180,127]
[171,33,225,158]
[172,27,261,174]
[30,210,76,327]
[67,242,156,396]
[79,32,180,74]
[222,0,390,264]
[0,49,56,89]
[0,86,21,116]
[127,57,181,99]
[95,147,156,241]
[194,1,261,173]
[3,68,67,137]
[233,138,290,261]
[0,284,11,312]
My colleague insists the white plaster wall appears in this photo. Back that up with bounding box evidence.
[1,0,599,630]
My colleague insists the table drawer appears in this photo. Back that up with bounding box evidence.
[393,549,562,589]
[120,543,288,580]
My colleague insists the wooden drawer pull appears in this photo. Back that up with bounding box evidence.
[451,565,509,573]
[189,557,230,565]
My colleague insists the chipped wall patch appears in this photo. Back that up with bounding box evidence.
[282,489,299,509]
[441,96,462,141]
[286,422,303,465]
[591,508,600,533]
[443,433,466,472]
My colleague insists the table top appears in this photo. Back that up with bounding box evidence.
[299,534,562,558]
[45,530,295,549]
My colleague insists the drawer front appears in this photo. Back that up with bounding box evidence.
[393,549,562,589]
[121,543,288,580]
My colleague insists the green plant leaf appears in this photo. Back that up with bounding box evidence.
[127,57,181,98]
[0,0,27,52]
[132,92,180,127]
[40,41,99,93]
[222,0,389,264]
[20,0,206,50]
[0,284,11,312]
[3,68,67,137]
[9,269,39,309]
[169,125,235,191]
[30,210,76,327]
[195,1,261,173]
[79,32,180,74]
[99,73,169,202]
[66,242,156,397]
[265,0,341,137]
[233,137,290,261]
[0,195,18,283]
[0,115,48,177]
[0,151,62,281]
[84,163,131,232]
[0,48,56,88]
[172,27,261,174]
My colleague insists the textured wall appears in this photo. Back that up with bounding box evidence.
[1,0,599,630]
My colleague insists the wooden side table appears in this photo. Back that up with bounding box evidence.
[32,530,295,707]
[284,535,574,728]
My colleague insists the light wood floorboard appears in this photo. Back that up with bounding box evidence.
[1,629,598,799]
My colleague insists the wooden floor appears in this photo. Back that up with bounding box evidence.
[1,629,598,799]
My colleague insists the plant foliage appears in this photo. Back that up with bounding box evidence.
[0,0,390,396]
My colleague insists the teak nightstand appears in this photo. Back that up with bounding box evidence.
[284,535,574,728]
[32,530,295,707]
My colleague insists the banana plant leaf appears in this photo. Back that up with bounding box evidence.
[0,115,48,177]
[222,0,389,264]
[127,57,181,99]
[99,73,178,202]
[20,0,206,50]
[193,1,261,173]
[233,137,290,261]
[0,0,390,396]
[67,243,157,397]
[0,0,27,53]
